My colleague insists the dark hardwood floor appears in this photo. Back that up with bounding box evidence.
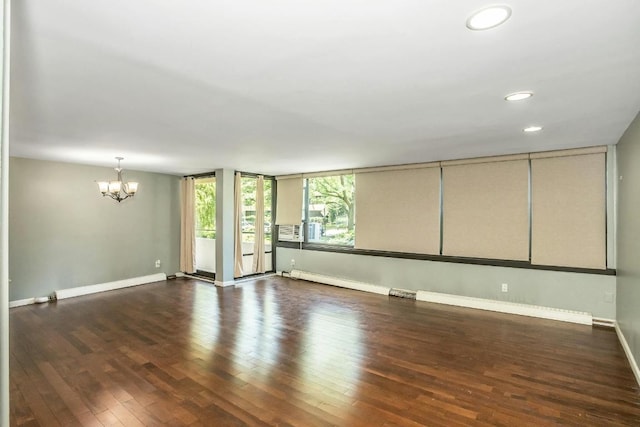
[9,276,640,426]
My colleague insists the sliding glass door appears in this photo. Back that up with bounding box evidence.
[240,175,275,274]
[195,176,216,277]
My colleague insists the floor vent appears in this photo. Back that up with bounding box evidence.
[389,288,417,300]
[592,317,615,328]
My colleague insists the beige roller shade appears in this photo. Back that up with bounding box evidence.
[441,153,529,167]
[303,169,353,179]
[442,159,529,260]
[275,176,303,225]
[355,166,440,254]
[529,146,606,159]
[531,152,606,269]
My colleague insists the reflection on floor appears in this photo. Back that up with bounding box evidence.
[9,276,640,425]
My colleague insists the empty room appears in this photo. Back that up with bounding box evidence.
[2,1,640,426]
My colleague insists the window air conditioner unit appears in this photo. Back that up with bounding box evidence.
[278,224,303,242]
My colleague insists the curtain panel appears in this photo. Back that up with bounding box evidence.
[179,177,196,273]
[253,176,266,273]
[234,172,244,278]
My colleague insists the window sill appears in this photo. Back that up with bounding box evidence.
[275,242,616,276]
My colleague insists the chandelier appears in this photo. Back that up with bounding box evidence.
[96,157,139,202]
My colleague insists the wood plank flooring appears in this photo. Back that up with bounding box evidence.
[9,276,640,426]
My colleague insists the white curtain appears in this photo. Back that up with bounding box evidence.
[252,176,266,273]
[179,177,196,273]
[234,172,244,278]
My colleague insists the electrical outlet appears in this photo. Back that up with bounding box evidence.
[290,259,296,268]
[155,259,161,268]
[501,283,508,293]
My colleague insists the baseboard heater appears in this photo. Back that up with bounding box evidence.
[288,269,592,326]
[416,291,592,325]
[389,288,417,300]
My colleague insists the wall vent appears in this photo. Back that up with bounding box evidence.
[389,288,417,300]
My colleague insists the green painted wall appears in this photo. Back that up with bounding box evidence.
[8,157,180,301]
[616,110,640,371]
[277,250,616,320]
[1,1,10,423]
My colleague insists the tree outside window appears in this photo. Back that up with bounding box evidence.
[195,178,216,239]
[307,174,355,246]
[241,176,273,245]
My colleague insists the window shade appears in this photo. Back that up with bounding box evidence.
[531,151,606,269]
[275,176,303,225]
[355,166,440,254]
[442,158,529,260]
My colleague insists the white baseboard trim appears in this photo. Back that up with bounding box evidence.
[184,273,275,287]
[291,270,391,296]
[55,273,167,300]
[175,272,186,278]
[416,291,592,325]
[234,273,276,284]
[9,297,35,308]
[214,280,235,287]
[615,322,640,387]
[184,274,215,284]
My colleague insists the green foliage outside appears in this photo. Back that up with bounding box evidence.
[241,177,273,244]
[195,174,355,246]
[195,180,216,238]
[195,177,274,243]
[308,175,355,246]
[240,177,273,208]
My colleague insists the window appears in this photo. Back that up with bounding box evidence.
[275,146,608,272]
[355,165,440,254]
[441,156,529,261]
[306,174,355,246]
[530,149,606,269]
[240,175,275,273]
[195,177,216,239]
[194,177,216,275]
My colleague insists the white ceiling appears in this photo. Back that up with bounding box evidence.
[9,0,640,176]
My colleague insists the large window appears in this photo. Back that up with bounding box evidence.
[277,146,609,272]
[306,174,355,246]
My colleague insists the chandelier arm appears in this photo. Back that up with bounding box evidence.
[104,192,129,202]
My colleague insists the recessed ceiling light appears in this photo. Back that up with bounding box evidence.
[466,5,512,30]
[523,126,543,133]
[505,91,533,101]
